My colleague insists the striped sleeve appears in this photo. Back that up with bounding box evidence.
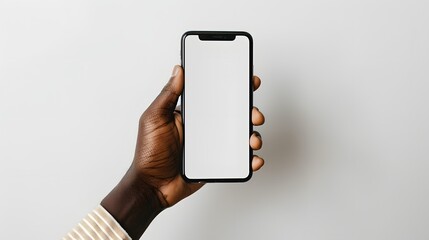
[63,205,131,240]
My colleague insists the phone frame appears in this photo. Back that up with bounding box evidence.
[180,31,254,183]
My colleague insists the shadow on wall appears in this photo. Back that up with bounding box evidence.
[187,70,309,239]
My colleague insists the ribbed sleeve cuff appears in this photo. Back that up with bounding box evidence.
[63,205,131,240]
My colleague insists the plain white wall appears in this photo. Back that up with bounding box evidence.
[1,0,429,239]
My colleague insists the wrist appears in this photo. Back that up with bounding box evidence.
[101,168,164,239]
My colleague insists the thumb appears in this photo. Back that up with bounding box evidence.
[149,65,183,112]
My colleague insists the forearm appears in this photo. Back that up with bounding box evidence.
[101,169,164,239]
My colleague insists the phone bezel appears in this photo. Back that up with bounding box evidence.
[180,31,254,183]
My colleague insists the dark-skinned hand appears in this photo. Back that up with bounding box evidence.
[102,65,265,239]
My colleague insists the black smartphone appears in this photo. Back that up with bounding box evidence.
[181,31,253,182]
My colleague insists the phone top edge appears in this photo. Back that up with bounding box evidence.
[182,31,253,40]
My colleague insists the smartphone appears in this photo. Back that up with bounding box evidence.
[181,31,253,182]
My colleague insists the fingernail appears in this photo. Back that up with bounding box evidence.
[172,65,179,77]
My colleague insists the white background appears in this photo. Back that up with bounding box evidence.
[1,0,429,239]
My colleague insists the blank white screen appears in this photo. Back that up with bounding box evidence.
[184,35,250,180]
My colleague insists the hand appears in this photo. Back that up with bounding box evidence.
[101,65,265,239]
[134,65,265,206]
